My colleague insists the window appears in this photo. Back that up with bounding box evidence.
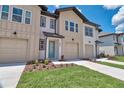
[65,20,68,30]
[25,11,31,24]
[85,26,93,37]
[122,37,124,42]
[113,35,116,41]
[50,19,55,29]
[1,5,9,20]
[70,22,74,32]
[12,7,22,23]
[40,16,46,27]
[76,24,78,32]
[39,39,45,50]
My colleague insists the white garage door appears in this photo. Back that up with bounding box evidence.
[85,45,94,58]
[0,38,27,64]
[65,42,79,59]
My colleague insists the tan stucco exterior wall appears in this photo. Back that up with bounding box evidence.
[83,23,99,58]
[0,5,41,61]
[57,10,84,59]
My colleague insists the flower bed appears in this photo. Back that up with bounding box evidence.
[24,60,76,72]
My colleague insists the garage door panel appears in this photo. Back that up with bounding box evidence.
[65,42,79,59]
[85,45,94,58]
[0,38,27,63]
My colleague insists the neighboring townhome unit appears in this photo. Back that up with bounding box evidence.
[39,8,64,60]
[55,7,101,60]
[0,5,42,64]
[99,32,124,56]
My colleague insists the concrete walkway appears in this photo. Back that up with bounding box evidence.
[53,60,124,81]
[0,63,25,88]
[97,58,124,65]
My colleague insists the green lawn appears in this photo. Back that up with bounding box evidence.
[112,56,124,62]
[98,62,124,69]
[17,66,124,88]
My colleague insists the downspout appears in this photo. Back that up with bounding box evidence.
[44,37,47,59]
[116,35,119,55]
[122,46,123,55]
[95,43,97,58]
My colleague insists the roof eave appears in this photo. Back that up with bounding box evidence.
[55,7,100,27]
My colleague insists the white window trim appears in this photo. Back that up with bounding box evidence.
[24,10,32,25]
[50,18,55,29]
[65,20,69,31]
[70,21,75,32]
[11,6,24,24]
[40,16,46,27]
[85,26,93,37]
[75,23,78,32]
[0,5,10,20]
[0,6,32,25]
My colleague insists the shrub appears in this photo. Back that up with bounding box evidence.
[98,53,105,58]
[43,59,49,65]
[35,60,39,66]
[27,60,35,65]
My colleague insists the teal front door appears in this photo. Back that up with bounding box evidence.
[49,41,55,59]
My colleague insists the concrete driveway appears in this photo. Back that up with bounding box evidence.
[0,63,25,88]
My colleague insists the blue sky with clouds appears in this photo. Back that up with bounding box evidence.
[47,5,122,33]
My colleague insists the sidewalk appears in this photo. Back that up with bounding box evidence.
[53,60,124,81]
[97,58,124,65]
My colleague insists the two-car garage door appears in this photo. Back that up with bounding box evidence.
[0,38,27,64]
[65,42,79,59]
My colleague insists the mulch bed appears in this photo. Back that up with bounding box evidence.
[23,62,77,72]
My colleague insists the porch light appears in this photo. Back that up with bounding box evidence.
[13,31,17,35]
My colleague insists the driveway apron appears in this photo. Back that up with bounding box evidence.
[0,63,25,88]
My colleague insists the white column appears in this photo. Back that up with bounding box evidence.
[59,39,62,59]
[46,38,49,59]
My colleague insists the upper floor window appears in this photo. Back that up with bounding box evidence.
[70,22,74,32]
[50,19,55,29]
[65,20,68,30]
[12,7,22,23]
[25,11,31,24]
[40,16,46,27]
[76,24,78,32]
[85,26,93,37]
[1,5,9,20]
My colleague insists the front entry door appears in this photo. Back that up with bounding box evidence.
[49,41,55,59]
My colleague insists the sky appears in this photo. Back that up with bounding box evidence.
[47,5,124,33]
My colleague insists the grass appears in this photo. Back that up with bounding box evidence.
[98,62,124,69]
[111,56,124,62]
[17,65,124,88]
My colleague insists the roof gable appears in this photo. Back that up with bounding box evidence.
[55,7,100,27]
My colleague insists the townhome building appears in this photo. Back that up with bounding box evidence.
[0,5,101,64]
[0,5,42,63]
[55,7,101,60]
[39,6,64,60]
[99,32,124,56]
